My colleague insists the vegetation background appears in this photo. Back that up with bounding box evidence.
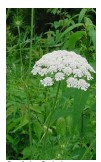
[6,8,96,160]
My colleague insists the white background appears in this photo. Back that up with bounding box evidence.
[0,0,99,161]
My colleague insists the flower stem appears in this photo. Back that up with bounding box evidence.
[40,81,61,144]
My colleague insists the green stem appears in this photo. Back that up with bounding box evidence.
[17,26,23,78]
[29,8,34,72]
[40,82,61,143]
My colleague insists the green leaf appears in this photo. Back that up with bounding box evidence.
[6,118,21,133]
[71,89,90,135]
[53,21,60,29]
[52,108,71,123]
[6,134,15,145]
[84,17,93,27]
[22,146,32,159]
[30,105,41,114]
[68,31,86,49]
[12,118,29,133]
[88,27,96,47]
[6,107,16,118]
[61,23,84,38]
[84,17,96,48]
[33,121,42,139]
[56,117,66,136]
[78,9,88,23]
[66,116,73,135]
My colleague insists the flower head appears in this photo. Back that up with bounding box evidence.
[31,50,95,91]
[66,77,90,91]
[55,72,65,81]
[40,77,53,87]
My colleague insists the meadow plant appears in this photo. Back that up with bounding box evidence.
[31,50,95,149]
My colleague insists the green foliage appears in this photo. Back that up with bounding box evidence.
[78,8,88,23]
[66,116,73,135]
[56,117,66,136]
[66,31,86,49]
[33,121,43,139]
[6,8,96,160]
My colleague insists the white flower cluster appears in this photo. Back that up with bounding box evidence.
[31,50,95,91]
[40,77,53,87]
[67,77,90,91]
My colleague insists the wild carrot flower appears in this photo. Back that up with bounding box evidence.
[55,72,65,81]
[40,77,53,87]
[31,50,95,91]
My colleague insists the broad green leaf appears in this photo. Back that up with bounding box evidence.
[68,31,86,49]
